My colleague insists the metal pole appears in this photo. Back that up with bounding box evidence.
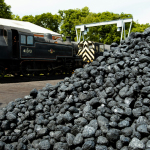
[120,20,123,43]
[128,20,132,37]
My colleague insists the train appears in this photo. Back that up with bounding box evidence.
[77,41,105,62]
[0,27,83,77]
[0,19,105,77]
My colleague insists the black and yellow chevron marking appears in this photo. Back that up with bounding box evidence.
[78,41,95,62]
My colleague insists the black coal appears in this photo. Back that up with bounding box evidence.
[1,28,150,150]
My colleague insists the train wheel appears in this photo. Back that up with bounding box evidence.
[13,73,20,77]
[48,69,55,75]
[33,72,39,76]
[21,65,34,77]
[47,65,55,76]
[0,66,5,78]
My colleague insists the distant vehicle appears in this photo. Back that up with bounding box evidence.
[77,41,105,62]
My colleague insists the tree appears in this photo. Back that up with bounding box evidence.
[59,7,90,41]
[11,14,21,21]
[0,0,12,19]
[131,21,150,33]
[34,13,61,33]
[21,13,61,33]
[22,15,35,23]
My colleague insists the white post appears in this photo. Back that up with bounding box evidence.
[120,20,124,43]
[128,21,132,37]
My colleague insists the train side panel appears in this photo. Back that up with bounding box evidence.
[20,42,73,60]
[0,27,83,76]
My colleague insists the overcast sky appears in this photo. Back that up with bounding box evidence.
[5,0,150,24]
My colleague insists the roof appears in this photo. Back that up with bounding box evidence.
[0,18,61,36]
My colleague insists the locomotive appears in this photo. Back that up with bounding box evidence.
[77,41,105,62]
[0,26,83,77]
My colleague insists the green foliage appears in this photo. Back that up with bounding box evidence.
[58,7,90,41]
[34,13,61,32]
[22,15,35,23]
[0,0,12,19]
[11,14,21,21]
[131,21,150,33]
[21,13,61,33]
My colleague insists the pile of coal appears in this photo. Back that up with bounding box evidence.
[1,28,150,150]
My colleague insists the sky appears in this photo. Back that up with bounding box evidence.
[5,0,150,25]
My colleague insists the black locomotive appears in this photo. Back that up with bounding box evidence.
[0,26,83,77]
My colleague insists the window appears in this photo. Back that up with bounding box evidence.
[99,45,104,52]
[89,44,93,49]
[0,29,2,36]
[79,44,83,49]
[3,29,7,44]
[96,45,99,52]
[3,30,7,36]
[21,35,26,44]
[27,36,33,45]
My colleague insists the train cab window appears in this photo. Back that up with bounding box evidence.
[89,43,93,49]
[99,44,104,52]
[21,35,26,44]
[96,45,99,53]
[3,29,8,44]
[0,29,3,35]
[27,36,33,45]
[79,44,83,49]
[3,30,7,36]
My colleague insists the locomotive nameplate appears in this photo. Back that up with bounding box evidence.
[23,48,32,53]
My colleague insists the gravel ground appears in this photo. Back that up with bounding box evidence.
[0,78,64,108]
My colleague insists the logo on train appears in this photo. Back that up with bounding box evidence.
[48,49,55,54]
